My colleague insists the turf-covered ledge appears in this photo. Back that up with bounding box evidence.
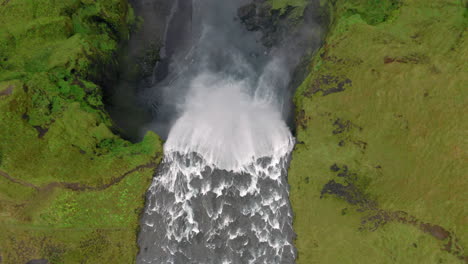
[289,0,467,263]
[0,0,162,263]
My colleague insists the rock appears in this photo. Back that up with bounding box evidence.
[238,3,259,31]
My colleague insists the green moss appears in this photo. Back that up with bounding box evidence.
[270,0,309,10]
[269,0,309,18]
[0,0,162,263]
[291,0,467,263]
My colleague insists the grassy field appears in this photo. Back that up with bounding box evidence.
[288,0,467,263]
[0,0,162,263]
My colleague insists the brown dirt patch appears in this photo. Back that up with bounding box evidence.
[0,85,14,97]
[361,210,467,262]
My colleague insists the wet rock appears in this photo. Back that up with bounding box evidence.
[237,1,298,47]
[238,3,259,31]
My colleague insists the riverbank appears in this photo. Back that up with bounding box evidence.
[289,0,467,263]
[0,0,162,262]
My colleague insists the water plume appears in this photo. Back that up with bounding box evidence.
[165,72,294,172]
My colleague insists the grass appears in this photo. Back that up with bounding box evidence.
[290,0,467,263]
[269,0,310,17]
[0,0,162,263]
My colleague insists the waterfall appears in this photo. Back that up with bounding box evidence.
[136,0,320,262]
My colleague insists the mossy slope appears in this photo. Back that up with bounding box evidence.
[0,0,162,263]
[290,0,467,263]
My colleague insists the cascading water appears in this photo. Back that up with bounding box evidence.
[138,75,296,263]
[136,0,322,263]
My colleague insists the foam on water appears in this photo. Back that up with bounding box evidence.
[138,150,296,263]
[137,71,297,262]
[165,72,294,172]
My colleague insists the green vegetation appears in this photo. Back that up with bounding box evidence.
[1,0,466,263]
[270,0,309,11]
[0,0,162,263]
[290,0,467,263]
[269,0,309,17]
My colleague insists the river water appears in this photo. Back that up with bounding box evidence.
[136,0,321,263]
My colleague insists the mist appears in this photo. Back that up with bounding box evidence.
[139,0,321,167]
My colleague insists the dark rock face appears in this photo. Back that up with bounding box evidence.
[236,0,329,131]
[237,0,328,48]
[105,0,188,141]
[237,1,288,48]
[238,3,260,31]
[126,0,175,80]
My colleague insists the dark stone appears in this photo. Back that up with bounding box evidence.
[320,180,369,206]
[330,163,340,172]
[33,126,48,139]
[238,3,259,31]
[337,165,351,178]
[333,118,351,134]
[332,118,361,135]
[21,113,30,121]
[306,75,352,97]
[237,0,303,48]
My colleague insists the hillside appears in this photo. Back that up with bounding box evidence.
[0,0,162,262]
[289,0,467,263]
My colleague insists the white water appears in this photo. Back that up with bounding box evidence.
[136,0,313,262]
[137,70,297,263]
[165,72,294,172]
